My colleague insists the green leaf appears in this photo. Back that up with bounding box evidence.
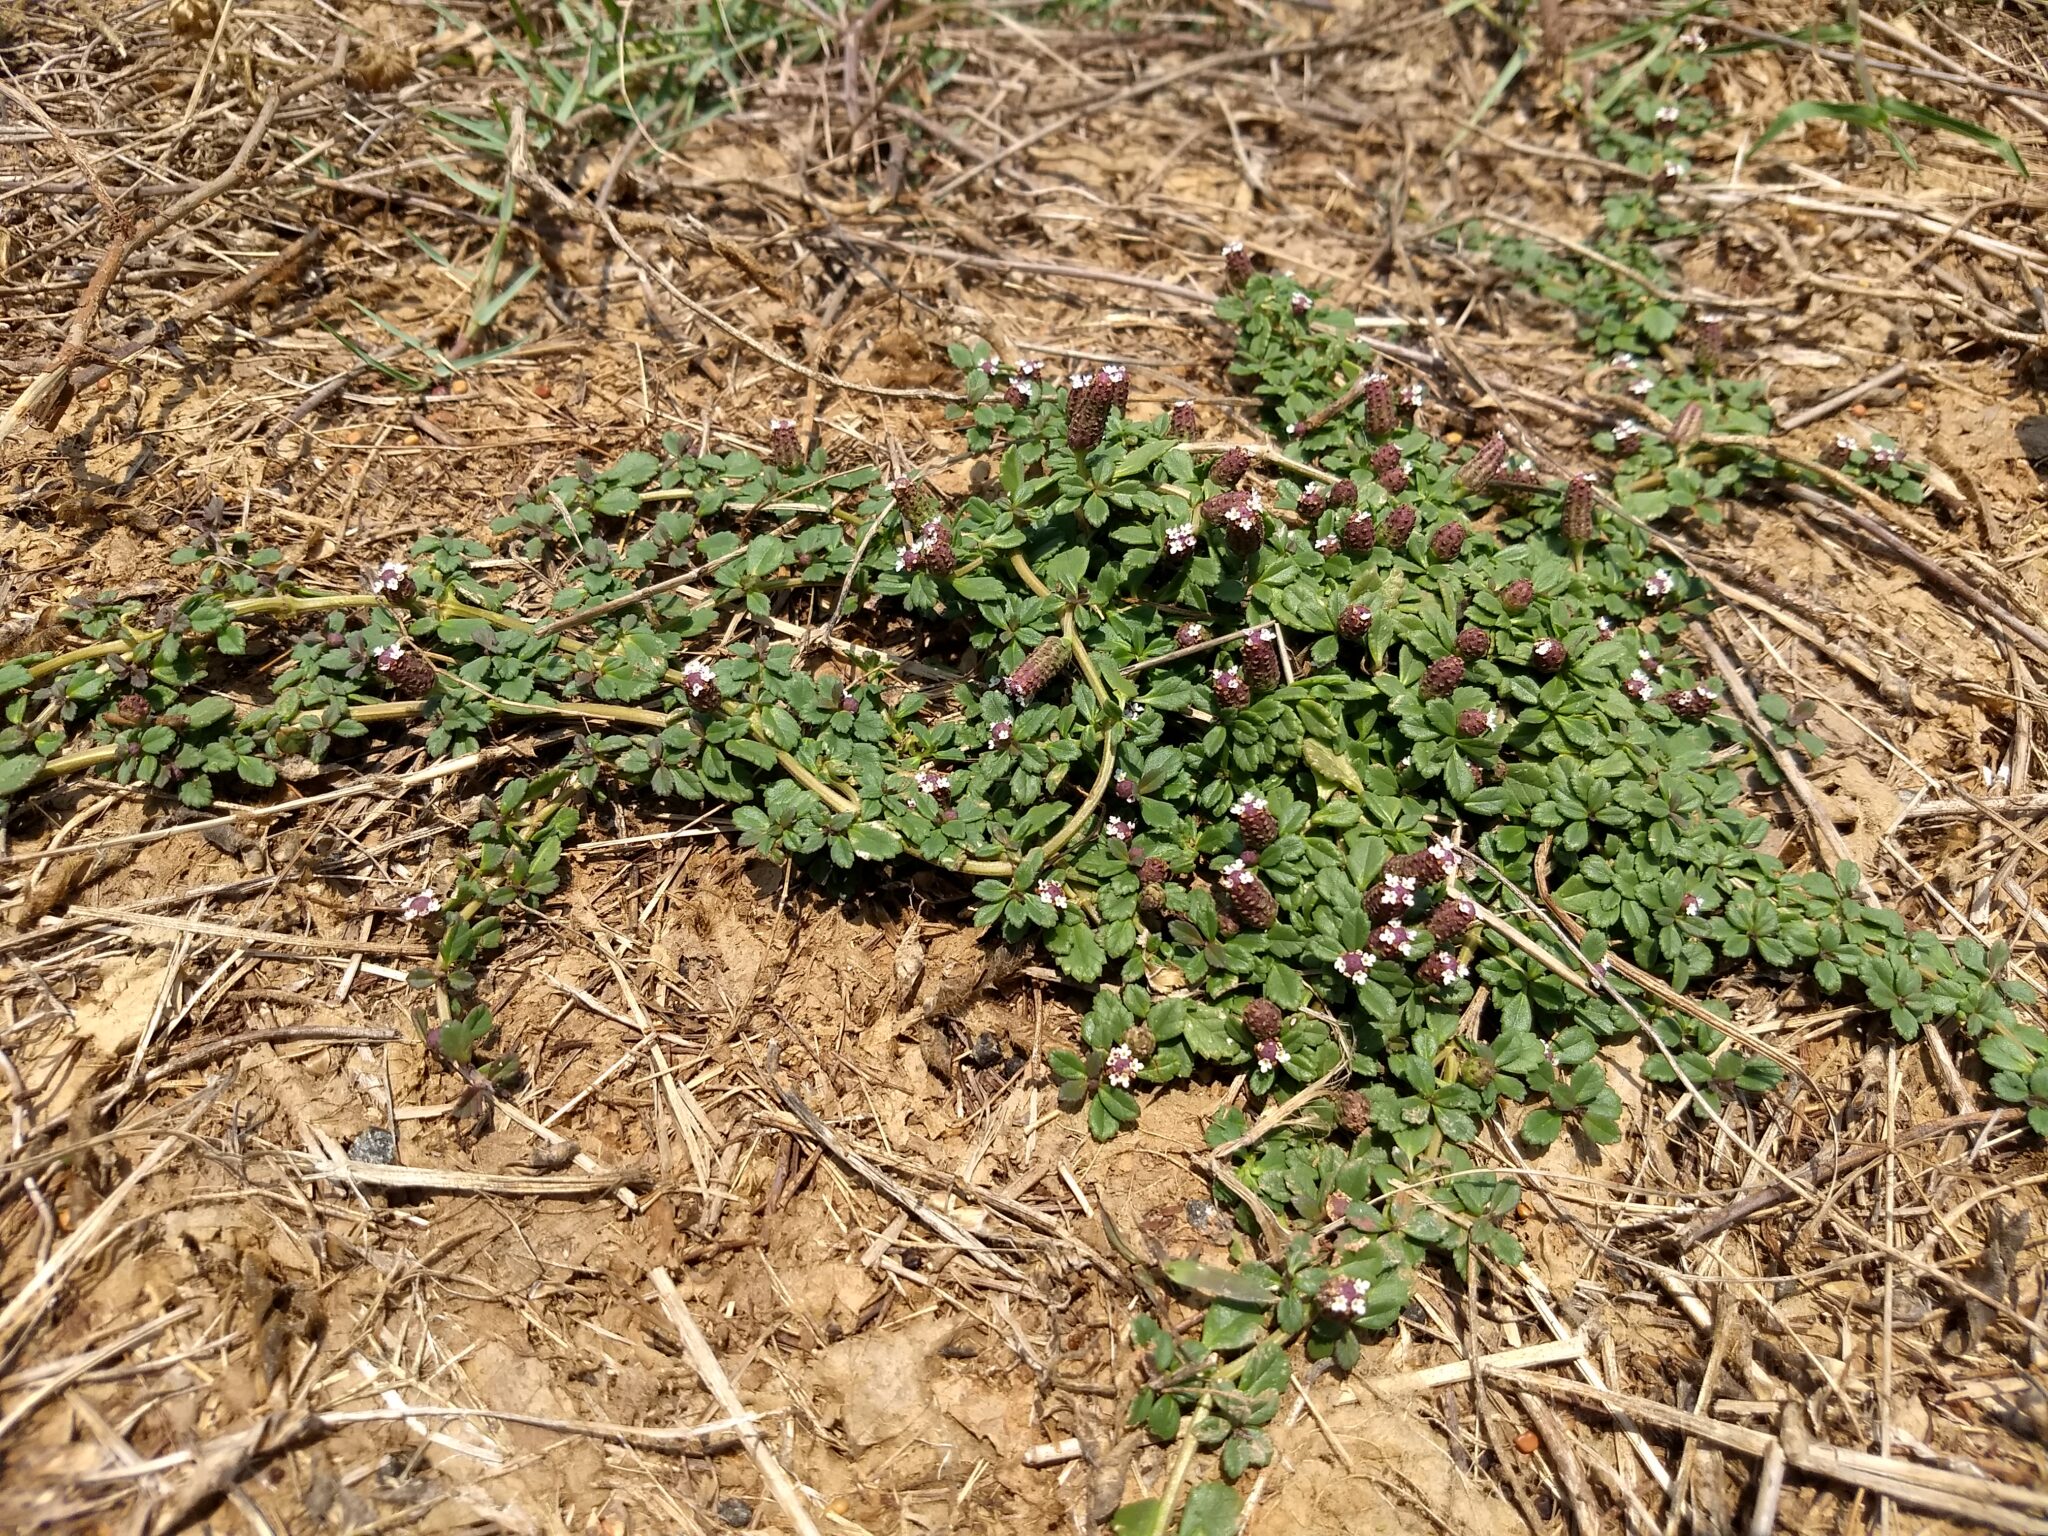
[1177,1482,1242,1536]
[1163,1260,1281,1305]
[1200,1299,1268,1353]
[1111,1501,1163,1536]
[847,822,901,861]
[1300,738,1364,797]
[0,755,40,796]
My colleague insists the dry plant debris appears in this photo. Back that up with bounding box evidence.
[3,2,2048,1534]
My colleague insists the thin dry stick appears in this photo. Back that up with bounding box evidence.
[648,1268,824,1536]
[1488,1368,2048,1535]
[297,1155,652,1197]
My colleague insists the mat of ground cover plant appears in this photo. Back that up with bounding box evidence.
[2,2,2046,1534]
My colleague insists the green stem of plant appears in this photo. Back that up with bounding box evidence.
[28,699,426,785]
[1145,1389,1214,1536]
[25,592,382,680]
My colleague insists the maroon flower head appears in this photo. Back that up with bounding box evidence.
[1335,1091,1370,1136]
[1212,446,1252,489]
[1455,626,1490,660]
[1338,602,1373,642]
[1174,622,1207,650]
[1234,791,1279,850]
[1421,654,1465,698]
[1562,473,1597,546]
[1006,636,1073,701]
[1456,706,1494,738]
[1212,666,1251,710]
[1139,856,1169,886]
[1327,478,1358,509]
[1066,386,1109,453]
[1661,686,1716,721]
[1227,875,1277,931]
[1362,372,1395,439]
[1429,521,1468,561]
[1219,492,1265,557]
[1426,897,1477,942]
[1500,578,1535,615]
[1454,432,1509,490]
[1243,998,1283,1042]
[1170,399,1199,437]
[1339,512,1376,556]
[1295,486,1326,518]
[1418,951,1469,988]
[1380,504,1415,546]
[1241,627,1282,692]
[1222,240,1252,288]
[1530,637,1568,673]
[768,416,802,470]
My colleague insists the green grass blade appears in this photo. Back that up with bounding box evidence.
[1878,95,2029,176]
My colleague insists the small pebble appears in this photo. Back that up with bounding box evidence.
[715,1497,753,1528]
[347,1127,397,1165]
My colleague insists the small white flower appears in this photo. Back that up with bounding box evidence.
[1290,292,1313,316]
[988,719,1014,747]
[1629,376,1656,397]
[1314,535,1339,556]
[1869,443,1900,468]
[1597,616,1616,635]
[1374,923,1417,958]
[1254,1038,1291,1070]
[1534,638,1564,663]
[1104,1043,1142,1089]
[770,415,796,431]
[680,658,718,694]
[1428,836,1461,876]
[1613,419,1642,444]
[369,560,409,595]
[1106,816,1135,841]
[399,890,442,921]
[1378,874,1417,908]
[1101,364,1127,387]
[1122,697,1146,724]
[1234,792,1268,814]
[1068,370,1093,392]
[1399,381,1426,409]
[1016,358,1044,379]
[895,541,923,572]
[1175,623,1206,648]
[979,355,1001,375]
[1614,352,1639,372]
[1035,879,1069,911]
[1588,959,1612,983]
[1165,521,1199,556]
[914,768,951,796]
[1321,1275,1369,1315]
[1644,568,1675,598]
[1681,892,1703,917]
[1335,950,1373,980]
[1655,104,1681,125]
[1679,26,1707,50]
[1221,858,1253,889]
[1222,240,1246,257]
[373,643,404,671]
[1626,670,1655,699]
[1008,379,1036,403]
[1662,157,1690,178]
